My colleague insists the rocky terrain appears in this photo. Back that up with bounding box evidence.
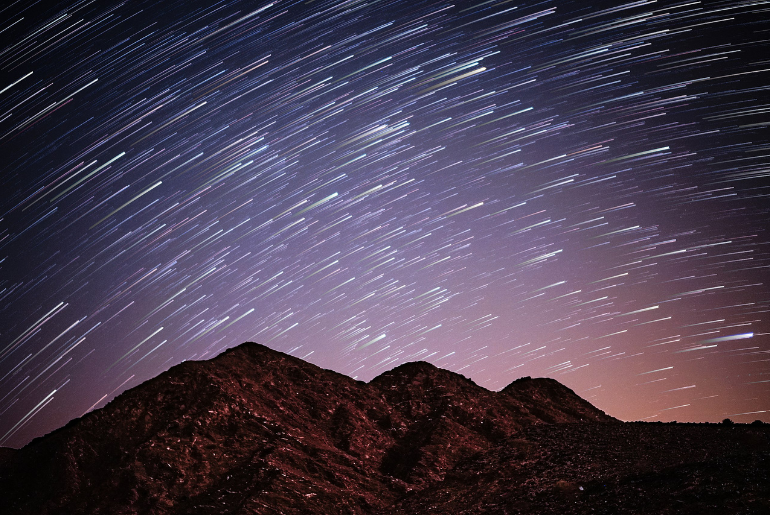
[0,342,767,514]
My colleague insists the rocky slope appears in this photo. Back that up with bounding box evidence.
[1,342,767,514]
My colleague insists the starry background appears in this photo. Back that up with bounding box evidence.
[1,0,769,448]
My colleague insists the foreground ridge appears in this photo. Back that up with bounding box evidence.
[1,342,768,514]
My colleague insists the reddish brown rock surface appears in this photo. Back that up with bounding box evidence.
[1,342,767,514]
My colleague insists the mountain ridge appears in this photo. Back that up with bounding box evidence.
[2,341,767,514]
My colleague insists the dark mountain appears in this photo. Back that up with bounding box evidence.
[1,342,768,514]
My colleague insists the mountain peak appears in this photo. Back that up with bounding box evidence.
[385,360,438,374]
[502,375,614,423]
[212,340,299,365]
[370,360,477,388]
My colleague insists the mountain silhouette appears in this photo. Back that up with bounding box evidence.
[1,342,768,514]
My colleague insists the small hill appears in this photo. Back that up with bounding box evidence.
[502,376,615,423]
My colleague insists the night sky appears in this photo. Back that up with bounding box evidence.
[1,0,769,448]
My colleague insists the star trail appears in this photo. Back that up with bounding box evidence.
[1,0,769,447]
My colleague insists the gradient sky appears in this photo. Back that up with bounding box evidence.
[1,0,769,448]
